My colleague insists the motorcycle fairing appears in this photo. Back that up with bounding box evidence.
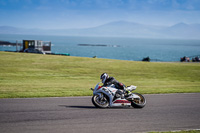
[126,85,137,91]
[112,98,131,107]
[93,86,113,107]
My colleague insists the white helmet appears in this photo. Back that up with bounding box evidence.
[100,73,109,84]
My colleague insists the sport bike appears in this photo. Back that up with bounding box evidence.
[91,82,146,108]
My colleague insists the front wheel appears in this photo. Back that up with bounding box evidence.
[131,93,146,108]
[92,94,109,108]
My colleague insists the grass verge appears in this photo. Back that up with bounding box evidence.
[0,51,200,98]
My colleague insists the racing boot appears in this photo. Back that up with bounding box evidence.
[124,90,131,97]
[124,86,133,97]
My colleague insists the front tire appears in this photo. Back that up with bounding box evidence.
[92,94,109,108]
[131,93,146,108]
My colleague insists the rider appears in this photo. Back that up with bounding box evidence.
[100,73,130,95]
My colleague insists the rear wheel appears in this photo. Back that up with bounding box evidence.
[92,94,109,108]
[131,93,146,108]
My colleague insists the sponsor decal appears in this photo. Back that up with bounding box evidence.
[97,86,102,90]
[112,90,117,92]
[113,100,131,103]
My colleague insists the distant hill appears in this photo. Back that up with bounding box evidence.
[0,21,200,39]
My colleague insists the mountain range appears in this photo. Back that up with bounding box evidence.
[0,21,200,39]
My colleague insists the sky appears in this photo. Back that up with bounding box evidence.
[0,0,200,29]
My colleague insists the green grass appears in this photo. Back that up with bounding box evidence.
[0,51,200,98]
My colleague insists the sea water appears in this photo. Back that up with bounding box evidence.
[0,34,200,62]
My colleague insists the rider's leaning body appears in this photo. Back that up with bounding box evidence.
[100,73,125,90]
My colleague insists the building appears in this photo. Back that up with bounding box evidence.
[22,40,51,54]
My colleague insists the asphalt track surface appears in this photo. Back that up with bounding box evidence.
[0,93,200,133]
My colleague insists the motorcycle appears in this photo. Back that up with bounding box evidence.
[91,82,146,108]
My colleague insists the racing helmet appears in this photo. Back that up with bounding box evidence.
[100,73,109,84]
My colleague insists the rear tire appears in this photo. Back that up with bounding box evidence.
[92,94,109,108]
[131,93,146,108]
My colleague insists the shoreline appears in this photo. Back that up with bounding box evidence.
[0,51,196,63]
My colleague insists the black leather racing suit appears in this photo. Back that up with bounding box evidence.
[103,77,124,90]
